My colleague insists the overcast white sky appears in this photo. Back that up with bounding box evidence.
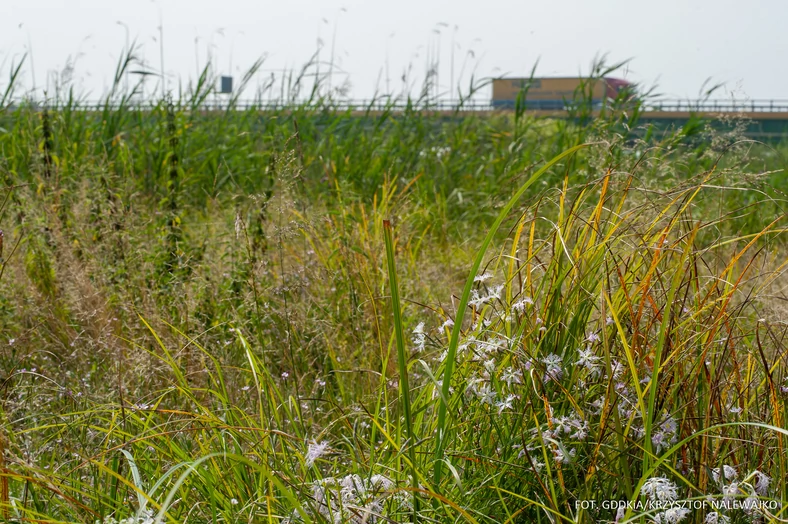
[1,0,784,102]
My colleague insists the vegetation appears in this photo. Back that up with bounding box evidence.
[1,55,788,523]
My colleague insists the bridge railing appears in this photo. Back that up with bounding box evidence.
[7,98,788,113]
[646,99,788,113]
[3,98,494,112]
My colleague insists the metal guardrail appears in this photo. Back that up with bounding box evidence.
[647,99,788,113]
[7,98,788,113]
[4,98,499,112]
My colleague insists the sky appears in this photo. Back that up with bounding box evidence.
[1,0,784,103]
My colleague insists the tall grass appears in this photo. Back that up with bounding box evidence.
[1,53,788,523]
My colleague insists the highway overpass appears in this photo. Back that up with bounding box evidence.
[10,98,788,140]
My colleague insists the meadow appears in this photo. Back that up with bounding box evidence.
[1,59,788,523]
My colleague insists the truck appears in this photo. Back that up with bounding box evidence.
[491,77,633,109]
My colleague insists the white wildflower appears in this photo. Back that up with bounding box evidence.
[751,469,771,495]
[721,483,739,501]
[541,353,563,383]
[340,474,365,499]
[552,446,575,464]
[370,474,394,491]
[553,416,573,435]
[712,465,737,484]
[742,495,760,515]
[576,347,601,376]
[412,322,426,350]
[495,394,516,414]
[501,366,523,387]
[305,472,407,523]
[553,414,589,440]
[468,285,505,309]
[305,440,329,468]
[609,359,625,380]
[641,477,679,502]
[651,416,678,454]
[475,384,497,405]
[704,512,730,524]
[485,336,508,353]
[511,296,533,313]
[570,423,589,441]
[464,374,485,397]
[468,290,487,308]
[474,273,493,283]
[653,507,690,524]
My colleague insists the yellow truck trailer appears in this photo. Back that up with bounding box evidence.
[492,77,632,109]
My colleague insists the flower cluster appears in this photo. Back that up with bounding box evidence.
[705,465,775,519]
[468,285,504,308]
[419,145,451,159]
[641,478,690,523]
[287,474,404,524]
[552,413,590,441]
[704,512,730,524]
[642,477,679,502]
[652,507,691,524]
[651,415,678,453]
[541,353,563,383]
[423,269,781,523]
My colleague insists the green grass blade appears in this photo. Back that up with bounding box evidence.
[383,218,420,516]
